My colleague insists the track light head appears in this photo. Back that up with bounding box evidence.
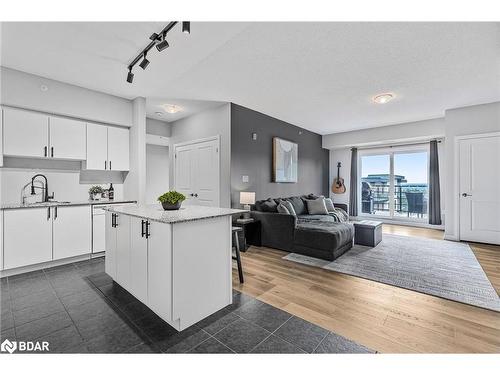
[149,33,159,41]
[182,22,190,34]
[139,54,150,70]
[126,68,134,83]
[156,35,169,52]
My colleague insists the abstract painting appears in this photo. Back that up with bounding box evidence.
[272,137,298,183]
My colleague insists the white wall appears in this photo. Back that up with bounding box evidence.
[444,101,500,240]
[146,117,171,137]
[146,144,169,205]
[169,103,231,208]
[323,117,445,149]
[1,67,133,127]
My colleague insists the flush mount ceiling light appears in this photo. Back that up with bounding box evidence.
[373,93,395,104]
[162,104,183,114]
[126,22,191,83]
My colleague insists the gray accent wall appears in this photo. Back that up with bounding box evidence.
[230,103,329,207]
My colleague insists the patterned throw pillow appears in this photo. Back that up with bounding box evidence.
[280,200,297,216]
[324,198,335,212]
[277,202,290,214]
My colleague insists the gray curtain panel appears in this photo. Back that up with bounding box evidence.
[349,147,358,217]
[429,140,442,225]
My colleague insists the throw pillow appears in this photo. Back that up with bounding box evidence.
[324,198,335,212]
[286,196,306,215]
[280,200,297,216]
[277,202,290,215]
[260,198,278,212]
[306,197,329,215]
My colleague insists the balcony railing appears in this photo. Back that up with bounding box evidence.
[361,183,428,218]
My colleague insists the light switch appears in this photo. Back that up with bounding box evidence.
[242,175,249,183]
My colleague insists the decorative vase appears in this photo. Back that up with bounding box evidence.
[161,201,182,210]
[92,193,101,201]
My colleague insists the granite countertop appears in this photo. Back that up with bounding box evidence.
[103,204,246,224]
[0,199,136,210]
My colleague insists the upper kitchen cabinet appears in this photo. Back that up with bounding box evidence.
[3,108,87,160]
[49,117,86,160]
[86,123,129,171]
[107,126,130,171]
[3,108,49,158]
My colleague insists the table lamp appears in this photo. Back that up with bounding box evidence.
[240,191,255,219]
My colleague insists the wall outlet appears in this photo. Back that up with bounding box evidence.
[242,175,249,183]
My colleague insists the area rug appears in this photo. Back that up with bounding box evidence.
[283,234,500,312]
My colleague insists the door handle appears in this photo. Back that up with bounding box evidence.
[51,147,54,158]
[44,146,48,157]
[141,220,145,237]
[461,193,472,197]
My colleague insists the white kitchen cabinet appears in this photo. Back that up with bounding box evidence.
[53,205,91,260]
[93,207,106,253]
[130,217,148,304]
[86,123,129,171]
[108,126,130,171]
[105,212,117,279]
[0,109,4,167]
[3,108,49,158]
[86,123,108,170]
[3,207,53,269]
[147,221,172,322]
[49,117,86,160]
[115,214,131,289]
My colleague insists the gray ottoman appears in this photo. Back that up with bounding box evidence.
[353,221,382,247]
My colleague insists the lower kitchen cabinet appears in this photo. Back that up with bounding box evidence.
[130,217,148,304]
[105,212,118,279]
[115,214,131,290]
[53,205,91,260]
[3,207,53,269]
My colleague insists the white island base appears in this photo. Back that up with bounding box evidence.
[104,205,244,331]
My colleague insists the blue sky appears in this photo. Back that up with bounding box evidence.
[361,152,428,184]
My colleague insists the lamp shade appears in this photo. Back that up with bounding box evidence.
[240,192,256,205]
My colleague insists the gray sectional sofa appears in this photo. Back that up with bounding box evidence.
[250,195,354,261]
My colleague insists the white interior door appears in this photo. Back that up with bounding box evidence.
[174,137,220,207]
[193,139,220,207]
[174,144,196,206]
[459,134,500,244]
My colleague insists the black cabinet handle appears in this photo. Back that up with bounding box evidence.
[44,146,47,157]
[109,161,112,170]
[194,193,198,198]
[141,220,145,237]
[104,161,107,170]
[145,221,150,239]
[54,206,58,220]
[51,147,54,158]
[111,213,117,227]
[47,207,50,220]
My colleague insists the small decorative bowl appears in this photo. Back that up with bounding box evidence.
[161,201,182,210]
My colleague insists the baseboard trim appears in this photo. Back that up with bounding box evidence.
[443,234,459,241]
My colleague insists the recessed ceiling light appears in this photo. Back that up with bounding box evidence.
[40,84,49,92]
[162,104,183,114]
[155,112,163,117]
[373,93,394,104]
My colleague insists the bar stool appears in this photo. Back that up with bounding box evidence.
[232,227,244,283]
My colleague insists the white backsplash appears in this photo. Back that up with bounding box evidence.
[0,169,124,204]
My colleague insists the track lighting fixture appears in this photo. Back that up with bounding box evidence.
[139,53,150,70]
[126,21,191,83]
[126,68,134,83]
[156,33,169,52]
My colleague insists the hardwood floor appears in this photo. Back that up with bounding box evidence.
[232,224,500,353]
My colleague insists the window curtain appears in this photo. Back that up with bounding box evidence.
[429,140,442,225]
[349,147,358,217]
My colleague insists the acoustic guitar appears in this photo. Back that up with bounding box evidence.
[332,162,346,194]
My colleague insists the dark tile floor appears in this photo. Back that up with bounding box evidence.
[0,257,375,354]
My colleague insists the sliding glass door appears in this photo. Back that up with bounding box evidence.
[359,147,429,221]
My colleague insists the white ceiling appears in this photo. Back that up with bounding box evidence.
[1,22,499,134]
[146,98,225,122]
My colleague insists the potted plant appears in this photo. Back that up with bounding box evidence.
[88,185,104,201]
[158,190,186,210]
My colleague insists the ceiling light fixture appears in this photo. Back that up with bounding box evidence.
[126,68,134,83]
[156,33,169,52]
[139,53,150,70]
[155,112,163,117]
[162,104,183,114]
[126,21,191,83]
[373,93,394,104]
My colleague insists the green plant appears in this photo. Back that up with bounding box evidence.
[88,185,104,195]
[157,190,186,205]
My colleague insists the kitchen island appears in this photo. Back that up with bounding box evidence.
[103,204,245,331]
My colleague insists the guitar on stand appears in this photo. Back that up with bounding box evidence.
[332,162,346,194]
